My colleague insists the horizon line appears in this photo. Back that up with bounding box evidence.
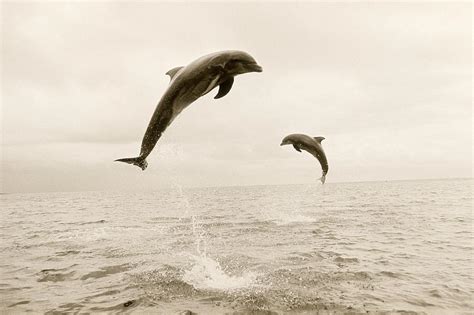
[1,176,472,195]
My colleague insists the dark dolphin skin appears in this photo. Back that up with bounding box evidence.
[280,134,329,184]
[115,50,262,170]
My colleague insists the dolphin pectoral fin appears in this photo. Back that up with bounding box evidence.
[214,77,234,99]
[165,66,184,81]
[293,144,302,152]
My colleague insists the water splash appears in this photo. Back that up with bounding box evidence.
[167,171,258,292]
[271,212,317,226]
[182,254,257,291]
[184,213,257,291]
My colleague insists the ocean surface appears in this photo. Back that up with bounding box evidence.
[1,179,472,314]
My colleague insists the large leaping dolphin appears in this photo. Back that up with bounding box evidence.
[115,50,263,170]
[280,134,329,184]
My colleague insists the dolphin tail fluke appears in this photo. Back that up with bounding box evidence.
[115,156,148,171]
[319,174,326,184]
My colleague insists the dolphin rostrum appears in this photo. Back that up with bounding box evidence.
[280,134,329,184]
[115,50,263,170]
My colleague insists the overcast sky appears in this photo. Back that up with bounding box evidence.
[1,2,472,193]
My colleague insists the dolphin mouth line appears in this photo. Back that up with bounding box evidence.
[248,63,263,72]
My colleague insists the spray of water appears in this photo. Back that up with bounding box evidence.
[165,154,257,292]
[182,254,257,291]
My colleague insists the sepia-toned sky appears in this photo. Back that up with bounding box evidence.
[1,2,472,193]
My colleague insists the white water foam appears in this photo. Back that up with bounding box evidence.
[182,254,257,291]
[271,212,317,226]
[262,183,324,225]
[260,200,318,225]
[183,215,258,291]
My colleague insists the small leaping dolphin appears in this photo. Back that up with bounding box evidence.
[280,134,329,184]
[115,50,263,170]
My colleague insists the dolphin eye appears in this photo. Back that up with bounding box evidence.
[223,61,238,71]
[227,60,239,67]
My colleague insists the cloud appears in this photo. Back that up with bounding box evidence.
[1,2,471,192]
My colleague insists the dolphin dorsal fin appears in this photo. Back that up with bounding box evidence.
[314,136,325,143]
[165,66,184,81]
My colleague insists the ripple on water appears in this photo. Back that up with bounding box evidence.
[80,264,131,281]
[334,256,360,264]
[378,271,406,279]
[8,301,30,308]
[131,265,198,301]
[55,250,81,256]
[37,265,79,282]
[45,303,84,314]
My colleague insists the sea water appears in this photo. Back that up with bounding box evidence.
[1,179,472,314]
